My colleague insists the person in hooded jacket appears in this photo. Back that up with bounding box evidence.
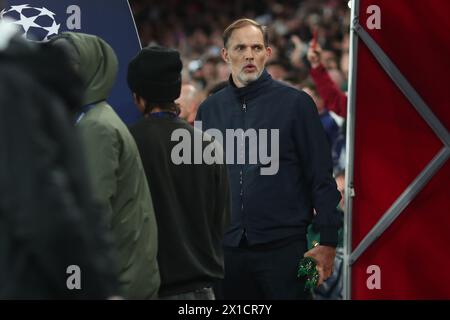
[48,32,160,299]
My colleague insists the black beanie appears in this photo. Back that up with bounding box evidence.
[127,46,182,103]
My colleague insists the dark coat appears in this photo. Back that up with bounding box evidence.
[0,59,117,299]
[61,32,160,299]
[197,70,341,247]
[130,115,230,297]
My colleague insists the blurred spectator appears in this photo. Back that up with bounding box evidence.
[49,32,161,300]
[216,60,231,82]
[307,42,347,118]
[308,169,345,300]
[266,60,288,80]
[332,120,346,174]
[335,169,345,211]
[340,51,349,83]
[328,68,345,91]
[302,78,345,174]
[208,81,228,96]
[302,80,340,152]
[320,47,339,70]
[176,83,204,125]
[289,34,307,68]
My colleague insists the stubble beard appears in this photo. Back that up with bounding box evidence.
[237,68,263,86]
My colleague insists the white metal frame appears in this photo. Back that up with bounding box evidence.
[343,0,360,301]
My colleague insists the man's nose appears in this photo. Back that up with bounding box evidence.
[243,47,254,60]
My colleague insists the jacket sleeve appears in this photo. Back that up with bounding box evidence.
[294,91,342,247]
[310,64,347,118]
[78,120,120,225]
[214,141,231,236]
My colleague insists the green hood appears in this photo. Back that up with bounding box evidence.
[59,32,118,105]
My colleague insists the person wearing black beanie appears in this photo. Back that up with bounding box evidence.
[127,46,182,115]
[128,46,230,300]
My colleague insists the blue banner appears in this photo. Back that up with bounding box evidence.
[1,0,142,124]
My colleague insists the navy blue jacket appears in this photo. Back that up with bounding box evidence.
[196,70,341,247]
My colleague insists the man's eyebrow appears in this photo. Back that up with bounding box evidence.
[233,43,264,47]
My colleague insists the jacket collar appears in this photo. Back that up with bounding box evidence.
[229,69,272,103]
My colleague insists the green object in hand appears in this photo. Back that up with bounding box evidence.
[297,257,319,290]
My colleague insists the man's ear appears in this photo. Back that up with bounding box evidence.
[266,46,273,58]
[133,93,146,113]
[221,47,229,64]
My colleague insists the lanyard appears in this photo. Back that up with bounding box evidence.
[75,104,96,125]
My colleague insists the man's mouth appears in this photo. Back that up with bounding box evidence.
[243,64,256,72]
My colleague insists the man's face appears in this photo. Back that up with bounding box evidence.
[176,84,196,120]
[222,25,272,88]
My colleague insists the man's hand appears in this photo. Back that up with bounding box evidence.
[303,245,336,287]
[307,41,322,69]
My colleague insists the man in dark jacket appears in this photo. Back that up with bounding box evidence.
[196,18,342,299]
[127,46,230,299]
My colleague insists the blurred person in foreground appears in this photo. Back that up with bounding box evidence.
[48,32,160,299]
[0,23,118,299]
[196,18,341,300]
[127,46,230,299]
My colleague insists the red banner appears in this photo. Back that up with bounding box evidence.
[351,0,450,299]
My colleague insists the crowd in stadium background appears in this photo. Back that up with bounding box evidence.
[130,0,349,172]
[0,0,349,300]
[130,0,350,299]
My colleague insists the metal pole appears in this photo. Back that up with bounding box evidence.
[343,0,360,301]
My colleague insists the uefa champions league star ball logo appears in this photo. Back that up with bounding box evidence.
[0,4,60,41]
